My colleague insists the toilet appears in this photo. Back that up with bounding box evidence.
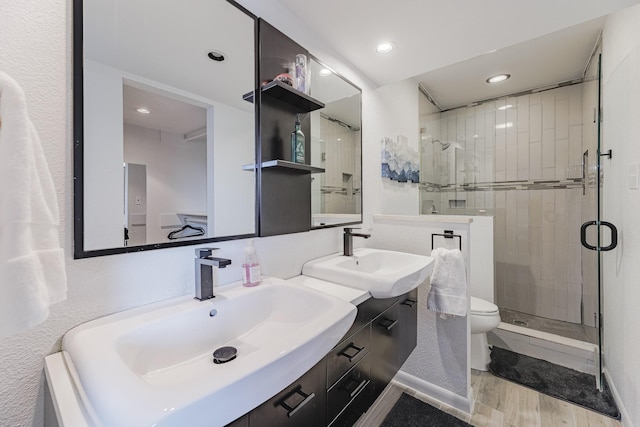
[470,296,501,371]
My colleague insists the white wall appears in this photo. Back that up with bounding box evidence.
[602,5,640,426]
[363,79,421,220]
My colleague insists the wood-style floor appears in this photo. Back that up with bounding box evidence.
[355,370,622,427]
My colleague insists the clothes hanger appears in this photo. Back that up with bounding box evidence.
[167,224,205,240]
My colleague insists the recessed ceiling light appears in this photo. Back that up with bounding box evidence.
[319,68,332,77]
[337,138,342,142]
[376,42,395,54]
[498,104,513,111]
[136,108,150,114]
[486,74,511,84]
[207,50,226,62]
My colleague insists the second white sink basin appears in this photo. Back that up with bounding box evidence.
[62,278,356,427]
[302,248,434,298]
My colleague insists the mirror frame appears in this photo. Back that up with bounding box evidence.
[72,0,260,258]
[307,54,363,231]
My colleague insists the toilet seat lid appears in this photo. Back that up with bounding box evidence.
[470,297,499,314]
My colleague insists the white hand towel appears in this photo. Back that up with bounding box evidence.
[0,71,67,338]
[426,247,467,317]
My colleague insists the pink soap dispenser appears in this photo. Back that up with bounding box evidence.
[242,240,262,287]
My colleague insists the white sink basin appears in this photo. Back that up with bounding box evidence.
[62,278,356,427]
[302,248,434,298]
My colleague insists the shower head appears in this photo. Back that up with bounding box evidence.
[433,139,450,151]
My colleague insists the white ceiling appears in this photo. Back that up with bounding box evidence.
[84,0,254,112]
[123,85,206,137]
[416,17,605,110]
[277,0,640,91]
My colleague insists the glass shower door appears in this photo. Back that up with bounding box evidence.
[580,54,617,391]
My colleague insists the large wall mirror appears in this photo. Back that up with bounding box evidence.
[74,0,257,257]
[308,57,362,227]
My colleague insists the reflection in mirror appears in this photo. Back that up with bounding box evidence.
[76,0,256,255]
[308,58,362,227]
[122,84,208,247]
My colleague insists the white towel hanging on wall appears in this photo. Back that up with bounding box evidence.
[0,71,67,338]
[427,247,467,317]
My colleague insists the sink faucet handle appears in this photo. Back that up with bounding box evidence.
[344,227,360,233]
[195,248,219,258]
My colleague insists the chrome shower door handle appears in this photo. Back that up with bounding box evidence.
[580,221,618,251]
[582,150,588,196]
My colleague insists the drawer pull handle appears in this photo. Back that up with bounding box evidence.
[278,386,315,418]
[380,318,399,331]
[401,299,417,307]
[339,343,365,362]
[349,379,370,398]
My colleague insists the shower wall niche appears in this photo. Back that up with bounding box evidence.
[420,83,597,326]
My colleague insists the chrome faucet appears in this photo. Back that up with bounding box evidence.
[194,248,231,301]
[343,227,371,257]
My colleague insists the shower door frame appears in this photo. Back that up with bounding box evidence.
[582,53,618,391]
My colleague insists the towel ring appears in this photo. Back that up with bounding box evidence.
[431,230,462,250]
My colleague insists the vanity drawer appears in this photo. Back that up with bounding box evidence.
[344,295,399,338]
[327,354,371,423]
[250,359,326,427]
[327,325,371,386]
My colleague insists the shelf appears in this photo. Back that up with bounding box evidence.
[243,160,325,173]
[243,80,325,112]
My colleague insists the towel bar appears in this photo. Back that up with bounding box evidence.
[431,230,462,250]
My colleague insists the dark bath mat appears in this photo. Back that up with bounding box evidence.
[381,393,472,427]
[489,346,620,419]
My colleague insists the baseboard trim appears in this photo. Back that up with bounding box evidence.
[393,370,473,414]
[604,368,634,427]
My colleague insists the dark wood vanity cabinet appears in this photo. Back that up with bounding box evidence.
[327,290,418,426]
[398,289,419,365]
[225,290,418,427]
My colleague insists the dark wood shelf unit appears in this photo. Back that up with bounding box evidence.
[244,81,325,113]
[257,19,318,237]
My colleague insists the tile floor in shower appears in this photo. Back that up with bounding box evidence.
[499,308,598,344]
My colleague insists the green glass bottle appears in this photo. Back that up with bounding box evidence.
[291,114,305,164]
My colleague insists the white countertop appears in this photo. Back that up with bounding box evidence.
[286,275,371,306]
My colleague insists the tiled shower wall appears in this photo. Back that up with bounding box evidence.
[420,83,596,325]
[316,117,361,214]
